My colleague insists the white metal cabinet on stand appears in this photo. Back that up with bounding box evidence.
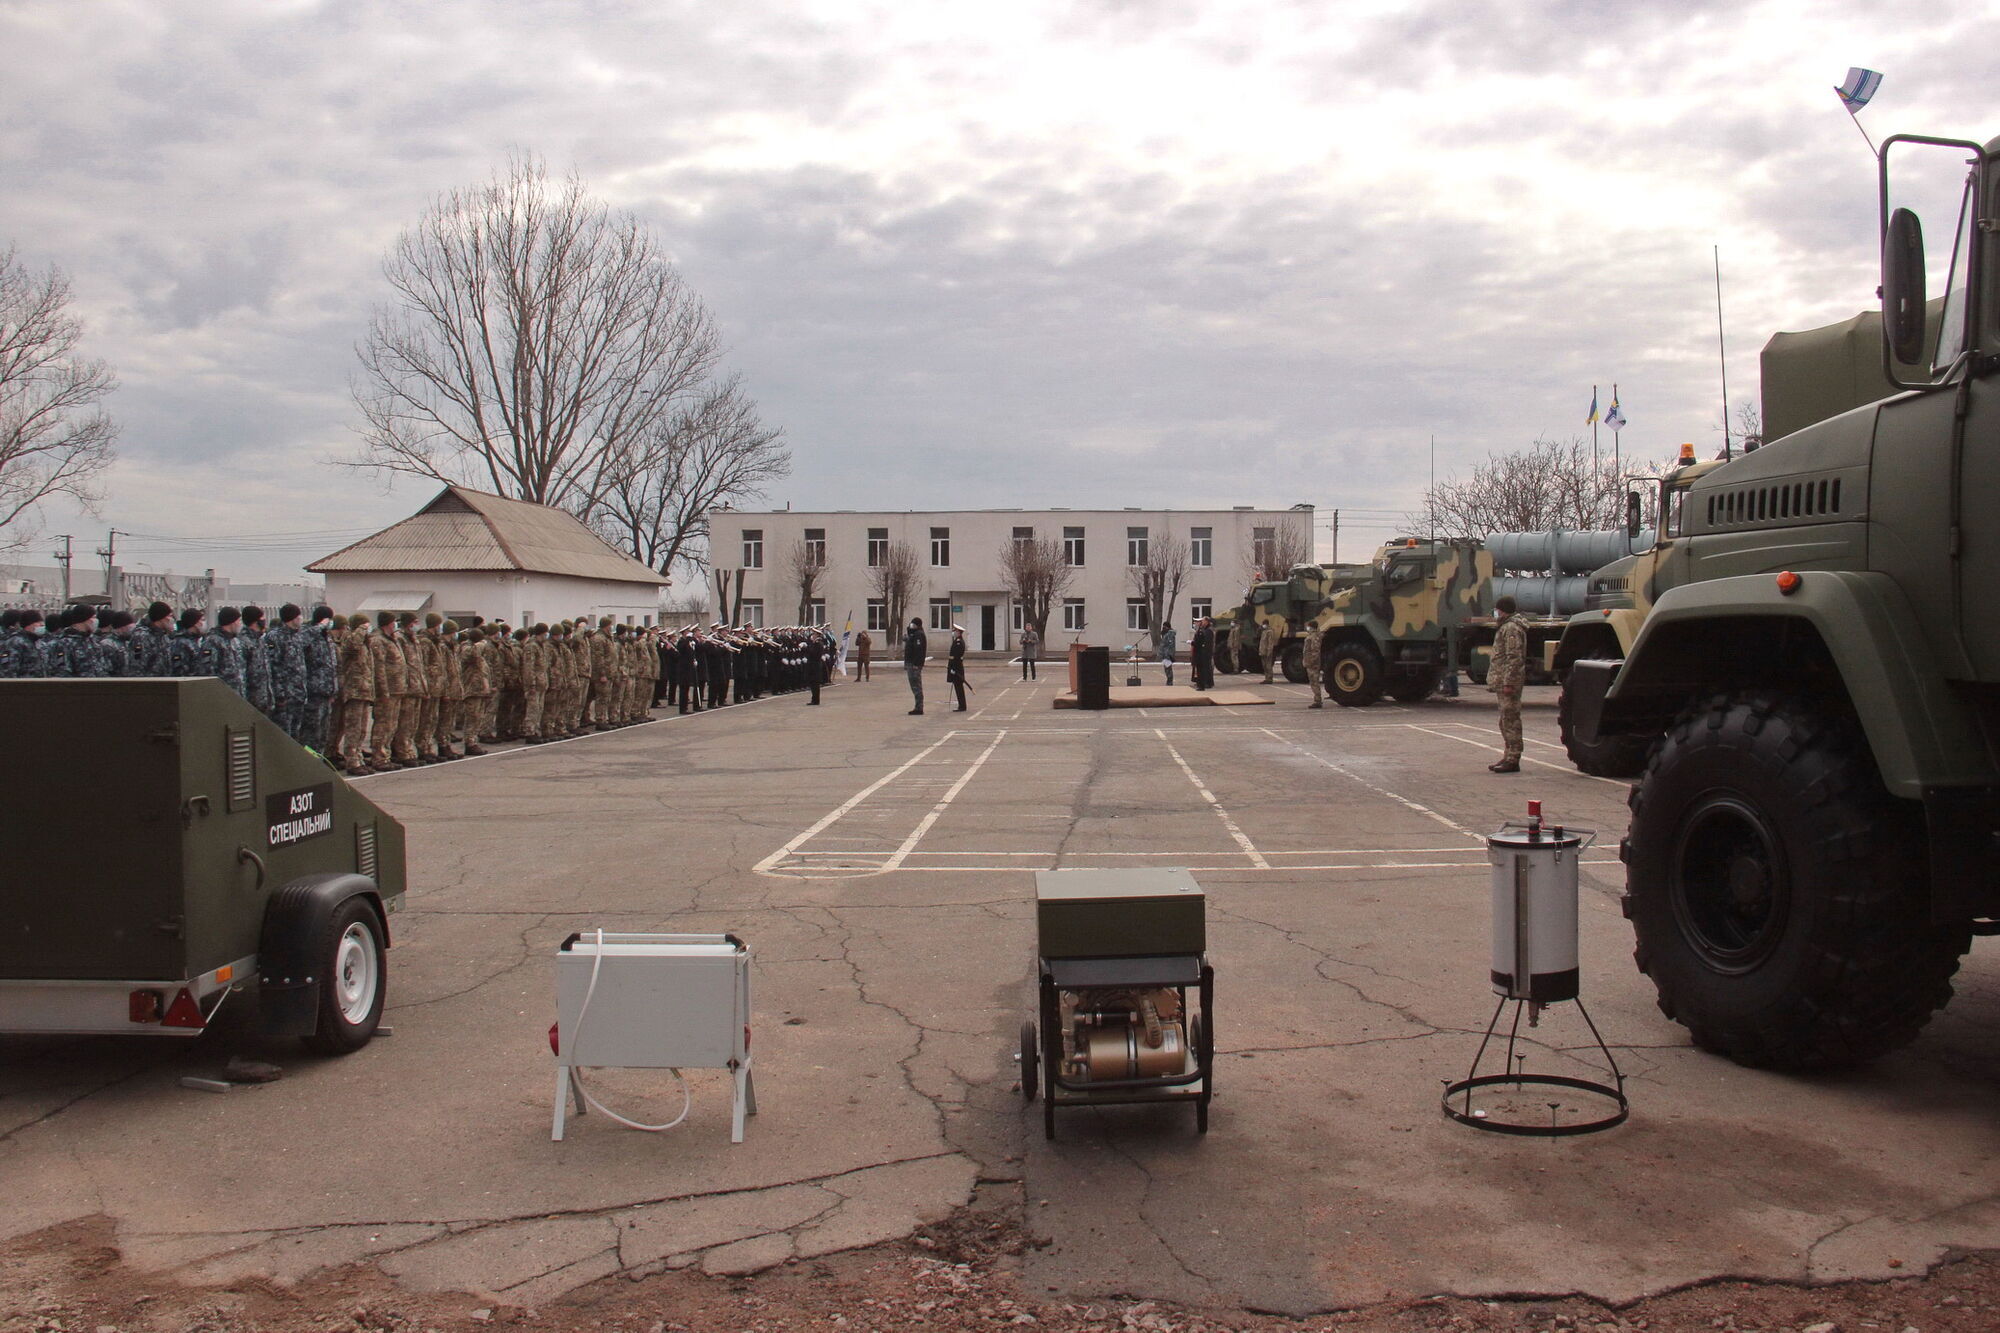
[552,932,756,1143]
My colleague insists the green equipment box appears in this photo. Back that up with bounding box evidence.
[1034,868,1205,959]
[0,678,405,1050]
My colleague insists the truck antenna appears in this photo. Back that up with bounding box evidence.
[1714,246,1732,459]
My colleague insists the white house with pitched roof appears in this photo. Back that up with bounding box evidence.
[308,486,669,627]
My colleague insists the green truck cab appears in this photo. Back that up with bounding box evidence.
[0,678,406,1053]
[1567,131,1999,1070]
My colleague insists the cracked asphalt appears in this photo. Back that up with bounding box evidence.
[3,661,1997,1317]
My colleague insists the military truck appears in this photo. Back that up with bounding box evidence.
[0,678,406,1052]
[1211,561,1373,678]
[1566,130,1999,1070]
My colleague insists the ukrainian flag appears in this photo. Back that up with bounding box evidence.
[1586,389,1599,426]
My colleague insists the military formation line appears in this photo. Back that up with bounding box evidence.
[0,603,837,776]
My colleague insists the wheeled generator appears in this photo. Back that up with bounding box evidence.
[0,678,406,1053]
[1019,868,1214,1138]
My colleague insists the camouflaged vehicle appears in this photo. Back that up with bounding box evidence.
[1565,130,1999,1071]
[1212,562,1373,678]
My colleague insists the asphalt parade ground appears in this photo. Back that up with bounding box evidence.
[4,661,1997,1317]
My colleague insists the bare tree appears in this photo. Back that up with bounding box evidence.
[0,247,117,550]
[1126,532,1190,649]
[351,154,733,516]
[1722,401,1764,453]
[1412,436,1655,538]
[997,535,1075,639]
[868,541,924,648]
[787,536,830,625]
[592,375,788,578]
[1242,514,1311,582]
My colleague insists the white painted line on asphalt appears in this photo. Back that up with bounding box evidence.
[1402,724,1629,789]
[753,730,965,875]
[1157,727,1270,870]
[1258,727,1481,840]
[882,729,1009,872]
[761,858,1625,875]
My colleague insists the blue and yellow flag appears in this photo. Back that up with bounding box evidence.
[1836,68,1883,114]
[1586,389,1599,426]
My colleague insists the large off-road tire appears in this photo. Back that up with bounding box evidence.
[1280,642,1308,684]
[1386,668,1440,704]
[1325,641,1385,708]
[1214,640,1237,674]
[1622,693,1970,1070]
[1559,668,1652,777]
[301,897,386,1055]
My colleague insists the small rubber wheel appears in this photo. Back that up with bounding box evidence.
[1019,1020,1039,1102]
[301,898,386,1055]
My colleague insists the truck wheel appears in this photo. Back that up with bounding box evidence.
[301,898,386,1055]
[1559,672,1651,777]
[1280,642,1308,684]
[1623,693,1970,1070]
[1214,641,1236,674]
[1386,669,1440,704]
[1325,642,1385,707]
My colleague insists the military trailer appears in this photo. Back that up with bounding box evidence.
[0,678,406,1052]
[1566,129,1999,1070]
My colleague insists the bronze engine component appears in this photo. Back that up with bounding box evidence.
[1062,988,1188,1081]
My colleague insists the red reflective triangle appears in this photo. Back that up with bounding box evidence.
[161,988,206,1029]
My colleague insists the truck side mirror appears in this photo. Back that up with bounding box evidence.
[1883,207,1929,367]
[1625,493,1643,540]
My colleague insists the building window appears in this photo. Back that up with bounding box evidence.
[1190,598,1212,622]
[1011,601,1025,632]
[1012,525,1034,555]
[1127,526,1148,567]
[930,527,950,567]
[740,598,765,628]
[1062,598,1086,632]
[742,529,764,569]
[1063,526,1085,566]
[867,598,887,631]
[803,528,826,567]
[1126,598,1149,632]
[1190,527,1212,567]
[867,527,889,566]
[807,598,827,626]
[1252,526,1275,572]
[930,597,952,630]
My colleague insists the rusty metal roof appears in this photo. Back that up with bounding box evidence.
[307,487,669,585]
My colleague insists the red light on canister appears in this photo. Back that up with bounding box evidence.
[1776,571,1802,595]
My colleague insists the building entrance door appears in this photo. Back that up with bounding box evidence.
[980,604,996,651]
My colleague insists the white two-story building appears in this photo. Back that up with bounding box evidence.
[716,506,1312,653]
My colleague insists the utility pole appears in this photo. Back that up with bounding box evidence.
[1329,509,1339,564]
[96,528,119,609]
[52,534,73,602]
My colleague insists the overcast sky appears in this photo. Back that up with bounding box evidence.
[3,0,1994,580]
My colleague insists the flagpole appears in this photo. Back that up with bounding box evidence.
[1842,103,1879,156]
[1612,382,1621,481]
[1591,383,1600,478]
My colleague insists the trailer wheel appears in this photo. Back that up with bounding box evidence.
[1280,642,1308,684]
[1624,692,1969,1070]
[1559,669,1651,777]
[1325,642,1385,707]
[1019,1020,1039,1102]
[1386,669,1440,704]
[302,898,386,1055]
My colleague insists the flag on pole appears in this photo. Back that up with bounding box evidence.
[834,610,854,675]
[1604,390,1626,432]
[1586,388,1599,426]
[1835,67,1883,114]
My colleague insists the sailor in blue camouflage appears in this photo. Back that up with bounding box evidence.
[99,611,137,676]
[302,605,339,751]
[199,606,248,697]
[45,607,113,677]
[240,605,275,714]
[166,608,206,675]
[0,609,50,677]
[265,603,310,741]
[129,601,175,675]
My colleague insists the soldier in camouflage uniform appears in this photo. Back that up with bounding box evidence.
[265,604,309,742]
[338,614,379,775]
[303,606,339,752]
[367,612,406,770]
[1488,595,1527,773]
[457,627,493,755]
[434,618,465,759]
[240,606,276,716]
[0,610,46,677]
[167,609,206,675]
[522,623,551,742]
[100,611,137,676]
[46,606,111,677]
[129,602,174,676]
[1259,617,1283,684]
[1303,622,1324,708]
[199,607,249,697]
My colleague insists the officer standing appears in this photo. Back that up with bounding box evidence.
[1190,617,1215,691]
[1259,616,1283,684]
[1488,595,1528,773]
[903,617,927,715]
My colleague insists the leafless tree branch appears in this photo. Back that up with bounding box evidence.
[997,535,1075,639]
[0,246,118,551]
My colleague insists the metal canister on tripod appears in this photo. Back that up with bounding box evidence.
[1487,800,1585,1009]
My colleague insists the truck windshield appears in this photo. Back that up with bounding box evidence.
[1935,172,1977,371]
